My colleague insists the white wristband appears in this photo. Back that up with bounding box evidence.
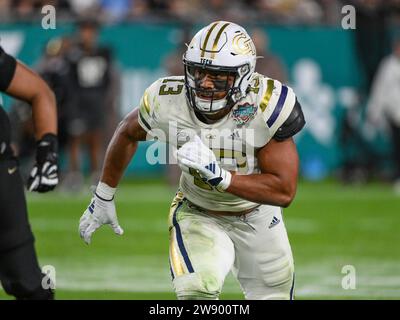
[96,182,116,201]
[219,169,232,191]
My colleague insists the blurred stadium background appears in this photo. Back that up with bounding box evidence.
[1,0,400,299]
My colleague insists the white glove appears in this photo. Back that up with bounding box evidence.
[79,182,124,245]
[177,135,232,190]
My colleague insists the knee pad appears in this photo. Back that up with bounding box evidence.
[172,272,221,300]
[240,255,294,300]
[259,254,294,288]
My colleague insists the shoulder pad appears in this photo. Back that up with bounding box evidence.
[137,76,185,134]
[138,78,162,132]
[273,99,305,141]
[258,78,296,134]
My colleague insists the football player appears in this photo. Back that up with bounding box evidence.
[79,21,305,300]
[0,45,58,299]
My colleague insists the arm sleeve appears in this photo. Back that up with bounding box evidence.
[0,46,17,92]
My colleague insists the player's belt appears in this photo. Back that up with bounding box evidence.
[185,199,259,217]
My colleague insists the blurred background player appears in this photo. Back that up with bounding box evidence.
[37,37,73,167]
[367,36,400,192]
[0,45,58,299]
[62,18,119,192]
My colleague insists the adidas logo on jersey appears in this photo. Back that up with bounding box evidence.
[269,216,280,229]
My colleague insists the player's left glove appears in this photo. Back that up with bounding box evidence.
[177,135,232,190]
[27,133,59,193]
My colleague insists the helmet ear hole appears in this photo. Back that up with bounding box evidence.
[240,65,249,74]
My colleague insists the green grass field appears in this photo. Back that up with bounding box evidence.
[1,179,399,300]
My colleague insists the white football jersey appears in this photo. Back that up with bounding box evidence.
[138,73,297,212]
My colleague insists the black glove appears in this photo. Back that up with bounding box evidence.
[27,133,59,193]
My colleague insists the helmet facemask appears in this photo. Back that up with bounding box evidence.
[184,60,249,115]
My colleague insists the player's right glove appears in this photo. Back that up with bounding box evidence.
[79,182,124,245]
[27,133,59,193]
[177,135,232,190]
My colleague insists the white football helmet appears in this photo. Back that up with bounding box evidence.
[183,21,257,115]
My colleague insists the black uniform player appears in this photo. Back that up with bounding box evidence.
[38,37,74,154]
[0,45,58,299]
[64,19,114,187]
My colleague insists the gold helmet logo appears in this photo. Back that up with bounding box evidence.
[232,32,256,56]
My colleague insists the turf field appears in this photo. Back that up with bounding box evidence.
[0,179,399,300]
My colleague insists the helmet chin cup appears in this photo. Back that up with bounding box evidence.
[195,96,227,114]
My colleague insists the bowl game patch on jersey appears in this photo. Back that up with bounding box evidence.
[231,102,258,125]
